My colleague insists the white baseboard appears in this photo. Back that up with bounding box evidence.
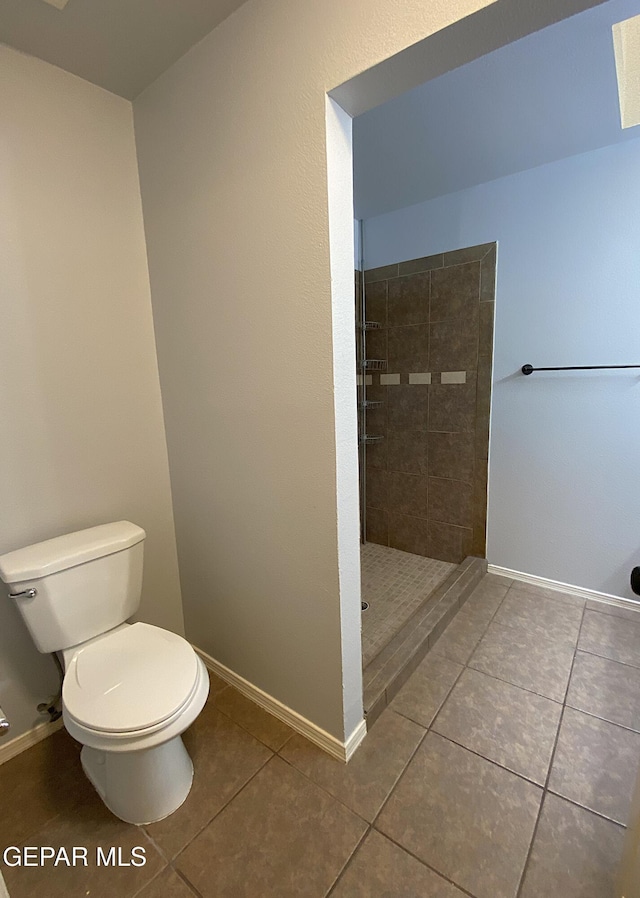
[193,646,367,763]
[0,717,64,766]
[488,564,640,614]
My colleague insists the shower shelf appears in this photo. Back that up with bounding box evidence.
[362,359,387,371]
[358,321,382,331]
[359,400,384,411]
[359,434,385,444]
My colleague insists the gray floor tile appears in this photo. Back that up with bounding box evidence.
[567,651,640,732]
[204,670,230,699]
[330,829,466,898]
[469,621,576,702]
[2,791,165,898]
[548,707,640,825]
[579,609,640,667]
[480,573,513,590]
[145,703,272,858]
[376,732,542,898]
[0,728,85,848]
[433,668,562,784]
[212,685,294,750]
[506,581,585,609]
[460,580,508,622]
[586,599,640,622]
[389,652,463,728]
[175,756,367,898]
[279,709,424,822]
[519,793,625,898]
[431,611,490,664]
[136,868,197,898]
[493,588,582,641]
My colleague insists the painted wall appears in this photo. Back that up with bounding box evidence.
[135,0,530,741]
[0,46,184,740]
[364,136,640,598]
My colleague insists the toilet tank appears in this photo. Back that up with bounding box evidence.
[0,522,145,653]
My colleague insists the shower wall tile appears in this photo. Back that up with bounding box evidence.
[365,263,398,284]
[430,318,478,371]
[366,507,388,545]
[388,472,428,518]
[430,262,480,322]
[366,468,388,510]
[441,371,467,384]
[479,301,495,352]
[387,273,430,326]
[429,477,473,528]
[477,353,493,424]
[362,244,495,561]
[428,432,474,482]
[365,280,388,326]
[428,522,473,564]
[475,419,490,462]
[366,326,388,362]
[388,384,429,430]
[472,468,488,557]
[480,246,497,303]
[387,430,429,475]
[389,513,430,556]
[366,436,387,470]
[398,253,444,276]
[365,385,386,433]
[388,324,430,372]
[429,381,477,433]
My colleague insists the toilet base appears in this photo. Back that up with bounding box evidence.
[81,735,194,825]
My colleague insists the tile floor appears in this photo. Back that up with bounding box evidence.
[360,543,455,666]
[1,578,639,897]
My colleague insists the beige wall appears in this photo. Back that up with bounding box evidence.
[133,0,516,742]
[0,45,184,739]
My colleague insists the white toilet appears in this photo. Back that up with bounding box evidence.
[0,521,209,825]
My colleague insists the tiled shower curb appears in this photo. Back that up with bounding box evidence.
[363,556,487,727]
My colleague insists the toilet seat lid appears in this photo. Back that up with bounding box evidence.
[63,623,199,733]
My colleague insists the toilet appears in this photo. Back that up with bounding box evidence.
[0,521,209,825]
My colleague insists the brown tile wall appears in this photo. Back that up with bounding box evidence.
[359,243,495,563]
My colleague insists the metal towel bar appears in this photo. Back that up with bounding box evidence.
[522,363,640,375]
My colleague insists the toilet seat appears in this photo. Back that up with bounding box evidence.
[63,622,200,734]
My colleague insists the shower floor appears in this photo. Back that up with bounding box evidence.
[361,543,456,667]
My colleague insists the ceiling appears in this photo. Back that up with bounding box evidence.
[0,0,248,99]
[353,0,640,219]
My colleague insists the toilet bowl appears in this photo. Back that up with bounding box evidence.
[0,521,209,825]
[62,622,209,823]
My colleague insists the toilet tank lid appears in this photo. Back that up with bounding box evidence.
[0,521,145,583]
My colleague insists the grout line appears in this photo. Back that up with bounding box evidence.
[544,787,629,829]
[172,867,206,898]
[458,663,565,706]
[514,598,587,898]
[369,726,430,828]
[210,692,293,753]
[140,827,170,865]
[129,866,172,898]
[563,700,640,735]
[168,752,274,865]
[324,823,372,897]
[576,646,640,671]
[366,827,480,898]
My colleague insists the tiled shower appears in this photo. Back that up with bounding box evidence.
[358,242,495,667]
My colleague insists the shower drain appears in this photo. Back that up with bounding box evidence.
[361,602,369,611]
